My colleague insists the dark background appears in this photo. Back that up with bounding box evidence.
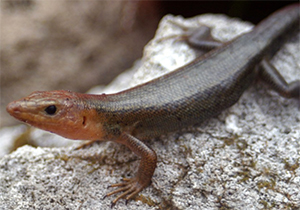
[161,1,298,24]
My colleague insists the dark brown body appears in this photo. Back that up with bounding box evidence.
[91,4,299,140]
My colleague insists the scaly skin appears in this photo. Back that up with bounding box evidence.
[7,4,300,205]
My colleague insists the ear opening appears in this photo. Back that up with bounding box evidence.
[82,116,87,126]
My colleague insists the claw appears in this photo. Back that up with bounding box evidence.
[103,177,145,206]
[106,185,131,198]
[125,187,142,201]
[112,188,135,204]
[110,202,116,208]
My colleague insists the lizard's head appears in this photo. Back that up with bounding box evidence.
[7,90,105,140]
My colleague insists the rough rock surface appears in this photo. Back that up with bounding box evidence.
[1,12,299,210]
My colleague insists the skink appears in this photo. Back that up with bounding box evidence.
[6,4,300,206]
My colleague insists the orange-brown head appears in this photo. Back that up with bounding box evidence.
[7,90,105,140]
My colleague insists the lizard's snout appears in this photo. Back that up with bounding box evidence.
[6,101,21,115]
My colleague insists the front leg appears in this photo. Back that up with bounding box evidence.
[104,133,157,206]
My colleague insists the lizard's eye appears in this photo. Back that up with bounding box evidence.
[44,105,57,115]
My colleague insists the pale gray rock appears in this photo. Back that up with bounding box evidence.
[0,12,299,210]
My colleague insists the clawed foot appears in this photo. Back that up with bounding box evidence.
[102,133,156,207]
[103,177,146,207]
